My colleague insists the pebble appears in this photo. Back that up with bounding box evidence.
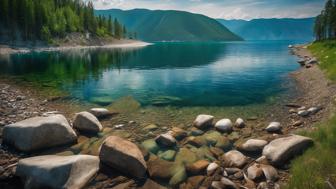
[266,122,281,133]
[298,110,309,117]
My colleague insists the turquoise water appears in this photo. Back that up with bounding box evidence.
[0,41,300,106]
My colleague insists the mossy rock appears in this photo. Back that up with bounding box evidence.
[158,150,177,161]
[169,165,187,187]
[107,96,140,113]
[142,139,160,154]
[90,96,114,106]
[203,130,222,146]
[215,136,232,151]
[175,148,198,166]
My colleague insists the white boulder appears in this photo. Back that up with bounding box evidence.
[73,111,103,133]
[215,119,233,133]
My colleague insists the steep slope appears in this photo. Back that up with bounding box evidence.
[96,9,242,42]
[218,18,315,41]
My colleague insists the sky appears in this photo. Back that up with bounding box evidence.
[87,0,326,20]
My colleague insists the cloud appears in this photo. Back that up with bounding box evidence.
[89,0,324,20]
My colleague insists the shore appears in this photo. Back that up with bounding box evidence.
[0,38,151,55]
[0,43,334,189]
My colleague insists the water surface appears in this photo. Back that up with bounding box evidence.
[0,41,300,107]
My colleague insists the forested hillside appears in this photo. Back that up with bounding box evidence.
[0,0,128,43]
[96,9,242,42]
[314,0,336,41]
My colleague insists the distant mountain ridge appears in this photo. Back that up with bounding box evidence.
[95,9,242,42]
[218,18,315,41]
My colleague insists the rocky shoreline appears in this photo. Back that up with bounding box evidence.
[0,44,335,189]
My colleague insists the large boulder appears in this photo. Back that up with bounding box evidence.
[262,135,313,165]
[193,114,214,129]
[15,155,99,189]
[99,136,147,179]
[215,119,233,133]
[3,115,77,152]
[73,111,103,133]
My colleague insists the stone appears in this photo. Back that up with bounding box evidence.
[244,173,256,189]
[175,148,198,165]
[170,127,188,140]
[307,58,318,64]
[210,147,224,159]
[225,168,241,175]
[186,136,207,147]
[186,160,210,175]
[3,115,77,152]
[141,139,160,154]
[215,136,231,151]
[16,155,99,189]
[89,108,114,118]
[190,128,204,136]
[262,135,313,165]
[211,181,225,189]
[207,162,219,176]
[247,163,263,181]
[203,130,222,146]
[293,120,303,127]
[255,156,269,164]
[169,166,187,187]
[220,177,238,189]
[308,107,321,115]
[298,110,309,117]
[261,164,278,182]
[187,176,205,188]
[147,157,174,179]
[193,114,214,129]
[238,139,268,152]
[265,122,281,133]
[155,133,177,147]
[235,118,245,128]
[73,111,103,133]
[99,136,147,179]
[215,119,233,133]
[158,150,176,161]
[224,150,247,168]
[143,124,159,131]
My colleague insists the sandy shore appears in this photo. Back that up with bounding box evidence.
[0,40,151,55]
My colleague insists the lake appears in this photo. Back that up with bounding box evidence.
[0,41,300,107]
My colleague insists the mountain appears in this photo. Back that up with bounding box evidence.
[95,9,242,42]
[217,18,315,41]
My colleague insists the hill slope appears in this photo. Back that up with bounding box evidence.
[96,9,242,42]
[218,18,315,41]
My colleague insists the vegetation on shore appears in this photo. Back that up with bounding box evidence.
[314,0,336,41]
[0,0,130,43]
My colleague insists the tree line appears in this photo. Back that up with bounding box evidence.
[314,0,336,41]
[0,0,132,42]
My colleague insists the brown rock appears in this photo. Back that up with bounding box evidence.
[186,160,210,175]
[99,136,147,179]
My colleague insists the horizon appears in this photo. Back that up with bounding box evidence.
[86,0,325,20]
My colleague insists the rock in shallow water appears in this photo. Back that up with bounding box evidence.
[89,108,113,119]
[224,150,247,168]
[235,118,245,128]
[16,155,99,189]
[262,135,313,165]
[99,136,147,179]
[193,114,214,129]
[155,133,177,147]
[73,111,103,133]
[238,139,268,152]
[3,115,77,152]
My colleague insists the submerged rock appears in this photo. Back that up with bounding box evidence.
[193,114,214,129]
[158,150,176,161]
[16,155,99,189]
[73,111,103,133]
[170,127,188,140]
[235,118,245,128]
[143,124,159,131]
[99,136,147,179]
[265,122,281,133]
[215,119,233,133]
[3,115,77,152]
[186,160,209,175]
[262,135,313,165]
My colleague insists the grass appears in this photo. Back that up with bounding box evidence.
[308,40,336,80]
[286,40,336,189]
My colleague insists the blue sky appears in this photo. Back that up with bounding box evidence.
[88,0,325,20]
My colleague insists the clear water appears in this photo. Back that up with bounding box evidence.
[0,41,300,107]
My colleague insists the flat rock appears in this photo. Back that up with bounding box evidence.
[16,155,99,189]
[224,150,247,168]
[238,139,268,152]
[89,108,113,119]
[265,122,281,133]
[155,133,177,147]
[73,111,103,133]
[3,115,77,152]
[215,119,233,133]
[186,160,209,175]
[193,114,214,129]
[99,136,147,179]
[262,135,313,165]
